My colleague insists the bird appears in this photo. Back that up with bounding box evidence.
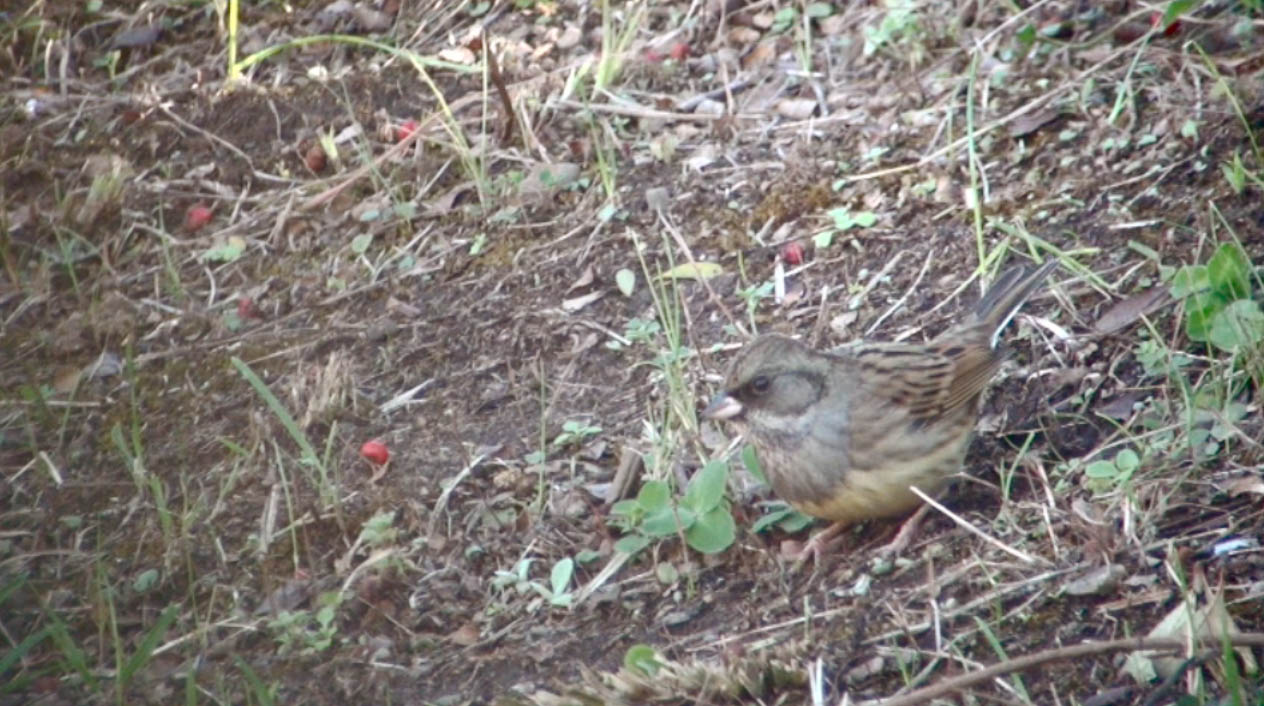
[703,260,1057,562]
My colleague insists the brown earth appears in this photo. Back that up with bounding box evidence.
[3,0,1264,704]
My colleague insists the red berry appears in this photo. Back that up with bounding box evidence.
[304,143,326,172]
[780,241,805,266]
[395,119,418,142]
[1150,12,1181,36]
[669,42,690,61]
[360,440,389,465]
[185,204,212,232]
[237,296,262,320]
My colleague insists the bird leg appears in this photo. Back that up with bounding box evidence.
[783,499,936,564]
[781,521,849,564]
[873,503,932,556]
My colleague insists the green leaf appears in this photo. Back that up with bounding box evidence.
[741,445,767,485]
[1170,265,1209,299]
[624,644,661,676]
[132,569,159,593]
[615,268,636,296]
[1114,449,1140,473]
[1015,23,1036,50]
[200,236,246,263]
[1207,243,1251,301]
[1184,291,1227,342]
[1208,299,1264,351]
[610,499,641,519]
[350,234,373,255]
[1161,0,1195,28]
[852,211,878,227]
[642,505,694,536]
[685,506,736,554]
[550,558,574,596]
[636,480,671,511]
[683,460,728,513]
[615,534,651,555]
[750,507,794,533]
[805,2,833,18]
[812,230,834,249]
[656,561,679,584]
[778,510,815,533]
[1084,460,1118,479]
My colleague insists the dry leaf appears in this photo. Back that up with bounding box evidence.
[1063,564,1125,596]
[562,289,603,312]
[1007,109,1061,138]
[567,265,595,292]
[438,47,476,64]
[658,262,722,280]
[775,97,818,119]
[1094,287,1172,334]
[1223,474,1264,497]
[447,622,480,646]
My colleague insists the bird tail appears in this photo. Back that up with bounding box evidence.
[969,259,1058,349]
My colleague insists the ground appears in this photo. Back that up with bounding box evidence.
[3,0,1264,704]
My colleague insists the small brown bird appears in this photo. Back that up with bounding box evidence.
[704,260,1057,561]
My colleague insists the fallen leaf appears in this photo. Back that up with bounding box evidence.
[566,265,595,292]
[562,289,604,312]
[448,622,480,646]
[1063,564,1125,596]
[1094,287,1172,334]
[438,46,476,64]
[775,97,818,120]
[1223,475,1264,497]
[658,262,722,281]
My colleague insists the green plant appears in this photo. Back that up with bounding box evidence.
[863,0,921,57]
[737,281,773,329]
[552,419,601,448]
[1170,242,1263,353]
[814,207,877,249]
[1219,151,1263,194]
[622,644,663,677]
[491,557,577,608]
[1083,448,1141,492]
[608,459,736,556]
[606,316,661,351]
[268,591,341,654]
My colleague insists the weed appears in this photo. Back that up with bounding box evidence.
[268,592,341,655]
[491,556,577,609]
[552,419,601,448]
[1170,242,1263,355]
[608,459,735,556]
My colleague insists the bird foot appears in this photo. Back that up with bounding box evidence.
[871,503,931,557]
[780,522,847,565]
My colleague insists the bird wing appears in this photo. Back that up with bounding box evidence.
[850,343,1000,421]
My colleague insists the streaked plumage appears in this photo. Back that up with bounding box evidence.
[704,260,1057,560]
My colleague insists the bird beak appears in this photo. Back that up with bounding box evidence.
[702,393,743,420]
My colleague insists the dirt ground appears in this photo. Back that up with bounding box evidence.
[3,0,1264,704]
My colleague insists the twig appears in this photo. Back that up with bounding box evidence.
[877,634,1264,706]
[866,249,935,336]
[910,487,1041,565]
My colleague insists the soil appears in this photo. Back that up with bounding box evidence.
[3,1,1264,704]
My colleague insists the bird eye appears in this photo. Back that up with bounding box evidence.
[750,376,771,394]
